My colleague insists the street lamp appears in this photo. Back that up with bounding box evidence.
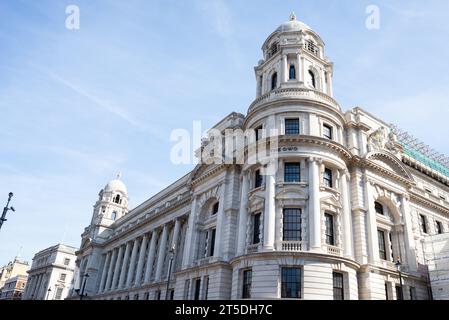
[79,273,89,300]
[0,192,15,232]
[165,244,176,300]
[395,258,404,300]
[46,288,52,300]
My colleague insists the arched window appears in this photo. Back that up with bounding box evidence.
[111,211,117,220]
[271,73,278,90]
[289,65,296,80]
[308,70,316,88]
[114,194,121,204]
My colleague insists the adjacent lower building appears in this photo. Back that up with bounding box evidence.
[22,244,77,300]
[0,275,27,300]
[69,14,449,300]
[0,258,29,297]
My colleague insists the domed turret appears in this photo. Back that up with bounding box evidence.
[88,173,129,240]
[254,13,333,100]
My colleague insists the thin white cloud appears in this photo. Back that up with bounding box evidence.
[29,63,143,129]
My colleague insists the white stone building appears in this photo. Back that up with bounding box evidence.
[70,14,449,300]
[22,244,77,300]
[424,234,449,300]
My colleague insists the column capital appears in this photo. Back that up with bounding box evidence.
[307,157,322,164]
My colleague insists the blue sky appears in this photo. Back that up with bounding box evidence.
[1,0,449,265]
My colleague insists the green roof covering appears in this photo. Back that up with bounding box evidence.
[402,143,449,178]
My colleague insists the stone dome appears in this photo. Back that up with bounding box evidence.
[104,178,127,195]
[275,12,311,33]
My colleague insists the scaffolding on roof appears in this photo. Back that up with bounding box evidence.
[390,124,449,177]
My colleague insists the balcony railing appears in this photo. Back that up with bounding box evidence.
[281,241,303,252]
[246,244,260,254]
[248,87,340,114]
[325,245,343,257]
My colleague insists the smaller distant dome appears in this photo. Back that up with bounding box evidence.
[104,178,127,195]
[275,12,311,33]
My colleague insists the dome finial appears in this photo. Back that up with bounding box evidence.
[116,171,122,180]
[289,11,296,21]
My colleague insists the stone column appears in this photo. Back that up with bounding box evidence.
[134,234,149,286]
[182,196,198,268]
[308,158,322,250]
[144,229,158,284]
[297,52,302,82]
[98,251,111,293]
[340,170,353,257]
[126,238,140,288]
[263,161,276,251]
[400,194,418,271]
[118,241,132,288]
[214,182,226,259]
[111,245,124,289]
[155,225,169,281]
[328,72,333,97]
[281,54,288,83]
[237,171,250,255]
[172,219,182,253]
[301,56,305,83]
[104,249,117,291]
[365,177,380,263]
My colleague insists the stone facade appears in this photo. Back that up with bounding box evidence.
[70,15,449,300]
[22,244,77,300]
[0,275,27,300]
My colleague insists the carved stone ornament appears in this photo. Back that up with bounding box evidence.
[368,127,399,153]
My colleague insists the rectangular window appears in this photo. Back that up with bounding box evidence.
[436,221,443,234]
[253,213,261,244]
[378,230,387,260]
[194,278,201,300]
[255,170,263,188]
[134,294,139,300]
[323,168,333,188]
[242,269,252,299]
[169,289,175,300]
[255,125,263,141]
[375,202,384,215]
[184,280,190,300]
[323,124,333,140]
[395,286,403,300]
[281,268,302,299]
[410,287,417,300]
[59,273,66,281]
[203,277,209,300]
[284,163,301,183]
[64,258,70,266]
[283,209,302,241]
[55,288,63,300]
[209,229,216,257]
[385,283,389,300]
[144,292,150,300]
[155,290,161,300]
[332,272,344,300]
[212,202,219,215]
[325,214,335,246]
[420,214,428,234]
[285,119,300,135]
